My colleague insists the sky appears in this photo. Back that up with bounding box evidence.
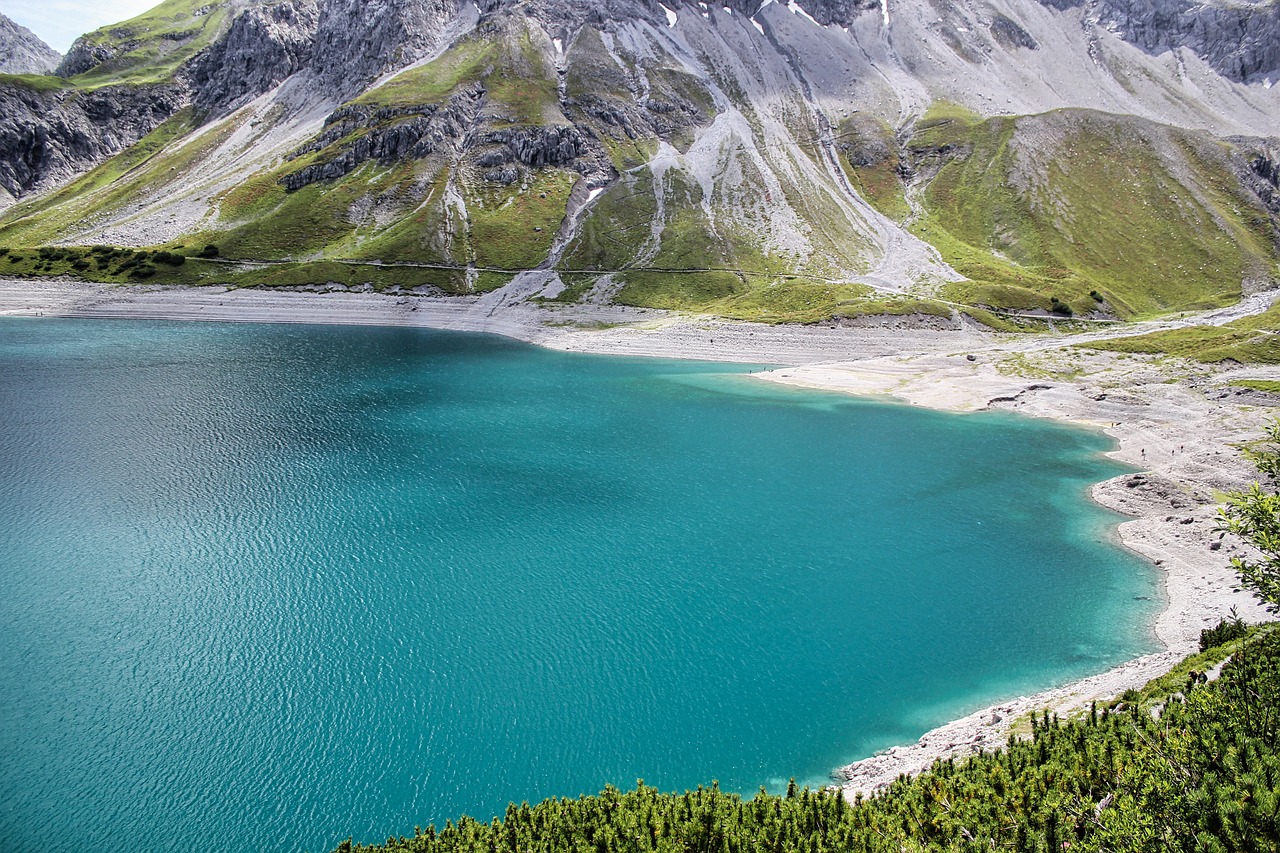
[2,0,158,53]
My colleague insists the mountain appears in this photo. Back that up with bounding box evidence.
[0,0,1277,322]
[0,14,61,76]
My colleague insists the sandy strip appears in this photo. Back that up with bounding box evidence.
[0,279,984,365]
[3,278,1276,796]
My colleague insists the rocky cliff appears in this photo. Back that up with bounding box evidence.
[0,80,183,204]
[0,14,60,75]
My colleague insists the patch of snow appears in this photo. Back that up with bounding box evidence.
[1266,78,1274,89]
[751,17,765,34]
[789,1,821,27]
[659,3,678,27]
[880,0,889,27]
[553,37,563,55]
[723,6,732,13]
[586,187,606,204]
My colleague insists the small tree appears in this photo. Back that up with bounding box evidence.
[1219,420,1280,611]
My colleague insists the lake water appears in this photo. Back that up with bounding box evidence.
[0,319,1158,851]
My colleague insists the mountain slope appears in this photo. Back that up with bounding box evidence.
[0,0,1277,322]
[0,14,60,76]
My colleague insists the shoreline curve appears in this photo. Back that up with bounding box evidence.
[2,278,1274,798]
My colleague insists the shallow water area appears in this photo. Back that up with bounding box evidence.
[0,318,1158,852]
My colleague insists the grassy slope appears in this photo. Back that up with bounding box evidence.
[355,21,560,126]
[907,106,1277,319]
[1079,301,1280,364]
[0,73,71,92]
[66,0,233,88]
[210,17,570,285]
[0,107,211,246]
[836,114,910,222]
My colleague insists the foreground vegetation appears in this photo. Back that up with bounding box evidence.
[339,623,1275,852]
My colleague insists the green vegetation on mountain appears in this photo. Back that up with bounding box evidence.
[359,20,560,125]
[905,107,1277,320]
[65,0,233,88]
[1232,380,1280,394]
[338,622,1277,853]
[468,170,576,269]
[836,114,910,222]
[223,260,473,294]
[1220,420,1280,610]
[0,106,215,247]
[0,243,204,283]
[0,72,69,92]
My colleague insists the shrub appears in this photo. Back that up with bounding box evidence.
[1201,611,1250,651]
[198,244,220,258]
[153,251,186,266]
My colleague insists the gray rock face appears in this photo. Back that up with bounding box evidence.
[189,1,321,110]
[0,14,61,75]
[0,81,182,199]
[481,125,589,168]
[309,0,461,98]
[57,35,121,78]
[1040,0,1280,82]
[1231,138,1280,219]
[282,87,485,190]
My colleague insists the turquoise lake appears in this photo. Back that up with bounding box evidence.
[0,318,1159,851]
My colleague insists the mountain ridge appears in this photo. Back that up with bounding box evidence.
[0,14,61,76]
[0,0,1277,323]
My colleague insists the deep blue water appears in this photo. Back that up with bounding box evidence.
[0,318,1158,851]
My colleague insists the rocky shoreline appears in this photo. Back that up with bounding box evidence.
[761,349,1277,795]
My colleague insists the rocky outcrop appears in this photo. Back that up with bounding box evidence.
[189,1,320,110]
[282,87,485,190]
[1040,0,1280,82]
[1229,138,1280,222]
[990,13,1039,50]
[0,81,183,199]
[474,124,612,184]
[309,0,462,98]
[0,14,61,75]
[57,39,117,79]
[482,126,587,169]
